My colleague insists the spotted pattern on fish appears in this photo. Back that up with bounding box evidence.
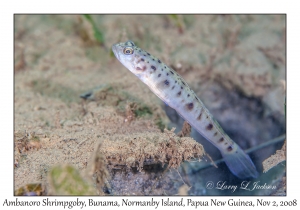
[112,40,258,179]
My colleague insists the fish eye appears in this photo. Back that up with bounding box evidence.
[123,47,134,55]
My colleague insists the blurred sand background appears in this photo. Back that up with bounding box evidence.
[14,15,286,195]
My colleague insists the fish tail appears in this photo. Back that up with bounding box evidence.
[221,146,258,179]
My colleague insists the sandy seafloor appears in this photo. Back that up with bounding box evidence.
[14,15,286,196]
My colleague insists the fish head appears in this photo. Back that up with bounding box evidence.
[112,40,138,74]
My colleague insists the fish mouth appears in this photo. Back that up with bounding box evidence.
[112,44,120,60]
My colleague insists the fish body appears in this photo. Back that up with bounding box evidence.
[112,40,258,179]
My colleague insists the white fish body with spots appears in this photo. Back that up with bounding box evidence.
[112,40,258,179]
